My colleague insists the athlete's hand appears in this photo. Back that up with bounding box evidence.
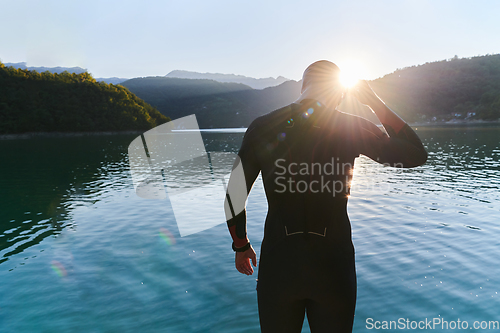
[351,80,380,107]
[235,245,257,275]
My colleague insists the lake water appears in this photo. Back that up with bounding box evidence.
[1,125,499,332]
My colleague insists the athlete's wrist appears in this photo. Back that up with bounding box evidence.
[232,241,251,252]
[231,233,249,247]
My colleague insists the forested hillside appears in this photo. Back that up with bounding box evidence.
[371,54,500,122]
[124,55,500,128]
[0,62,169,134]
[122,77,301,128]
[3,54,498,133]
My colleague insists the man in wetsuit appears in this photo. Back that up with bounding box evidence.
[224,60,427,332]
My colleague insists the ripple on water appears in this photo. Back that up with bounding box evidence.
[1,128,500,332]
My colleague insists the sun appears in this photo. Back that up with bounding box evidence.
[338,61,365,89]
[339,71,359,88]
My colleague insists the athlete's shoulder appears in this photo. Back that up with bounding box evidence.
[245,104,295,136]
[335,110,387,139]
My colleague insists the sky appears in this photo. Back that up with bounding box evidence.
[1,0,499,81]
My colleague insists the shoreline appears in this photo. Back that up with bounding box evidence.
[409,120,500,129]
[0,130,143,140]
[2,120,500,140]
[410,119,500,127]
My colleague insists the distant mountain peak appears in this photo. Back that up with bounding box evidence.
[4,62,87,74]
[165,70,290,90]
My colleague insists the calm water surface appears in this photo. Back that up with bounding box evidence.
[1,125,499,332]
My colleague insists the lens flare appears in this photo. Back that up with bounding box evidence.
[51,260,67,277]
[159,228,176,246]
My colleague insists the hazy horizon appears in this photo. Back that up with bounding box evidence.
[1,0,499,81]
[3,54,498,83]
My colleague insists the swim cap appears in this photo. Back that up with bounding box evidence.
[301,60,341,93]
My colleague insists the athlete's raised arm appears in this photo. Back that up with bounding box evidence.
[350,80,427,167]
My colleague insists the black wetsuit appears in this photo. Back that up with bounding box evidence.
[227,100,427,333]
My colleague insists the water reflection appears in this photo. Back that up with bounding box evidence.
[352,126,500,202]
[1,126,500,332]
[1,126,499,265]
[0,135,139,264]
[417,126,500,208]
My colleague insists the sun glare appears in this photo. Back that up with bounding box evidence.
[339,62,365,89]
[339,72,359,88]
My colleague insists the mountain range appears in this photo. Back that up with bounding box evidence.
[2,63,289,89]
[120,77,301,128]
[122,54,500,127]
[4,62,88,75]
[165,70,289,89]
[3,54,500,132]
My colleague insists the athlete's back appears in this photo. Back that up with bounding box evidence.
[225,61,427,333]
